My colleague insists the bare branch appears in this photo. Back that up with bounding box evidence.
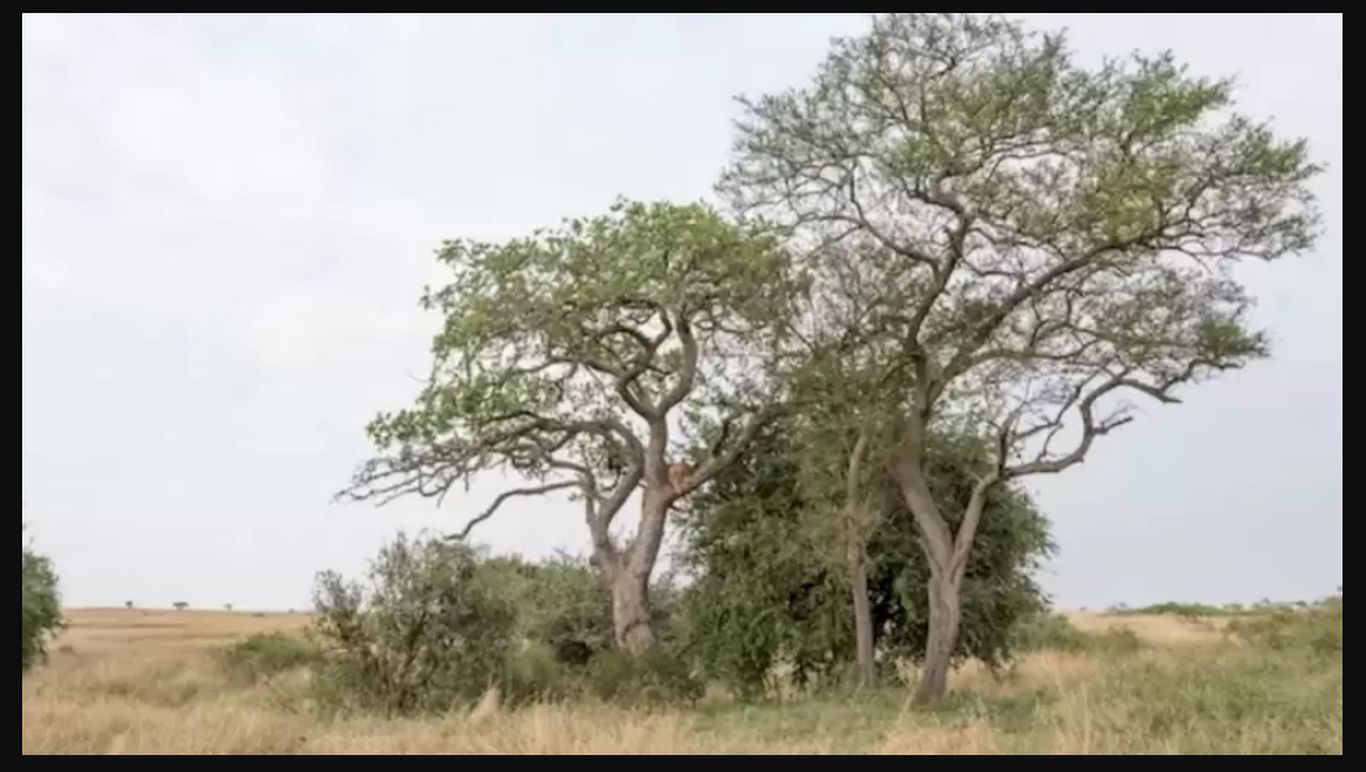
[449,481,580,541]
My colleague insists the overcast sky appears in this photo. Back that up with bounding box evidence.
[22,14,1341,611]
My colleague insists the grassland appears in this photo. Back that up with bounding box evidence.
[21,606,1341,754]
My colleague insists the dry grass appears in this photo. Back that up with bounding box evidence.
[22,607,1341,755]
[1064,610,1227,646]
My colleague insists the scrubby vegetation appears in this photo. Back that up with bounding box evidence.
[22,531,63,672]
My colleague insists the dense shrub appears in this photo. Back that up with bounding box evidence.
[501,642,575,704]
[22,533,63,672]
[1013,613,1090,653]
[220,633,318,683]
[585,646,703,706]
[1228,594,1342,656]
[479,553,615,666]
[677,420,1054,697]
[307,535,713,713]
[310,534,517,715]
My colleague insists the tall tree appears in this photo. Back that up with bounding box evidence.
[720,13,1322,700]
[344,201,796,653]
[785,343,899,686]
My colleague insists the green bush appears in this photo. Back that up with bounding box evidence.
[1117,601,1229,618]
[1013,613,1089,653]
[501,643,574,704]
[22,533,63,672]
[220,633,317,683]
[478,553,615,667]
[1228,595,1342,656]
[586,646,703,706]
[1012,612,1141,656]
[677,420,1054,697]
[310,534,518,715]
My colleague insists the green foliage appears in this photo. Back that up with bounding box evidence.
[220,633,318,684]
[1011,613,1142,656]
[585,646,703,706]
[1228,594,1342,656]
[1012,613,1090,653]
[478,553,614,667]
[349,199,798,508]
[309,535,705,713]
[310,534,517,715]
[345,198,802,660]
[22,532,63,672]
[1116,601,1234,618]
[501,642,575,704]
[715,12,1321,702]
[677,419,1053,696]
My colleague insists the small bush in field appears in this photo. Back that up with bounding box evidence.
[310,534,517,716]
[220,633,317,683]
[1012,612,1141,656]
[1013,613,1089,653]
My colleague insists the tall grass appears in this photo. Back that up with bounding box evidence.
[21,606,1341,754]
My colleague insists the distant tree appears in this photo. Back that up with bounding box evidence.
[224,603,233,612]
[172,601,189,611]
[125,600,134,610]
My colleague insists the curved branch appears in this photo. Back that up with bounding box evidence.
[655,317,699,415]
[450,481,580,541]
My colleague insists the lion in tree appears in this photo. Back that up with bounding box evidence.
[666,461,697,496]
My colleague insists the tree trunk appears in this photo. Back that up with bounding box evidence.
[916,569,962,703]
[610,567,654,654]
[850,556,875,687]
[842,432,876,686]
[604,490,671,655]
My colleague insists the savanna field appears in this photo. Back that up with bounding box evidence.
[22,11,1342,758]
[21,602,1342,755]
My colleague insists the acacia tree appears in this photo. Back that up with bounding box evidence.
[344,201,795,653]
[720,14,1321,700]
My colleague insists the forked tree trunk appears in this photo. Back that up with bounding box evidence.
[890,419,976,703]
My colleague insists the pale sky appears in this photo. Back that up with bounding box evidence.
[22,14,1341,611]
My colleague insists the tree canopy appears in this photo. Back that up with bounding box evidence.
[719,12,1321,700]
[344,200,801,650]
